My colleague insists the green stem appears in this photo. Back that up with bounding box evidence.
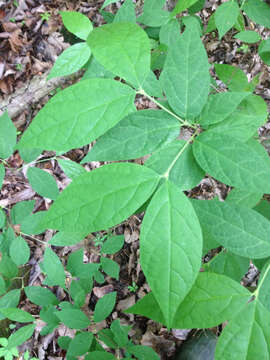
[137,89,196,129]
[253,263,270,298]
[20,232,48,245]
[240,0,247,9]
[162,129,199,179]
[17,156,56,172]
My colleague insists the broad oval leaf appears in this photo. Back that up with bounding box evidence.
[173,272,250,328]
[137,0,170,27]
[47,43,91,80]
[208,94,268,142]
[49,232,85,246]
[243,0,270,28]
[7,324,36,350]
[57,158,86,179]
[234,30,261,43]
[113,0,136,23]
[42,247,66,288]
[67,332,93,357]
[226,188,262,208]
[41,163,160,233]
[0,289,21,321]
[0,112,16,160]
[56,309,90,329]
[171,0,199,16]
[88,23,151,88]
[128,345,159,360]
[27,167,59,200]
[259,38,270,66]
[145,140,204,191]
[81,110,180,162]
[214,63,250,92]
[140,181,202,328]
[204,251,249,282]
[85,352,116,360]
[159,19,180,47]
[193,131,270,192]
[198,92,250,127]
[17,79,135,153]
[192,199,270,259]
[160,25,210,119]
[25,286,59,306]
[9,236,30,266]
[0,308,34,323]
[214,1,239,39]
[215,301,270,360]
[60,11,93,40]
[94,291,117,322]
[101,235,124,255]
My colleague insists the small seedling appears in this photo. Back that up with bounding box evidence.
[128,282,138,293]
[40,12,50,22]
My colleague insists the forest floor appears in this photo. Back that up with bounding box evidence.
[0,0,270,359]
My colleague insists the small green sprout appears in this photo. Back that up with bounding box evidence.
[15,64,22,71]
[40,12,50,22]
[128,281,138,293]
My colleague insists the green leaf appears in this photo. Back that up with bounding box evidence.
[204,250,249,282]
[214,1,239,39]
[214,63,251,92]
[171,0,199,16]
[0,209,5,229]
[198,92,250,127]
[11,200,35,225]
[145,140,204,190]
[17,79,135,153]
[41,163,159,233]
[19,147,42,163]
[192,199,270,259]
[110,319,130,348]
[88,23,150,88]
[176,330,217,360]
[98,329,118,349]
[39,305,60,334]
[234,30,261,43]
[226,189,262,208]
[160,25,210,119]
[58,336,71,350]
[7,324,35,349]
[124,292,165,324]
[49,232,85,246]
[67,332,93,357]
[207,94,268,142]
[215,264,270,359]
[254,200,270,222]
[9,236,30,266]
[0,276,6,296]
[20,211,47,235]
[141,71,163,97]
[101,257,119,280]
[193,131,270,192]
[42,247,66,288]
[173,272,250,328]
[85,352,116,360]
[0,254,18,280]
[127,345,159,360]
[82,56,114,80]
[27,167,59,200]
[189,0,206,14]
[113,0,136,23]
[101,0,118,9]
[0,112,17,160]
[67,249,99,279]
[47,43,91,80]
[94,292,117,322]
[56,309,90,329]
[101,235,124,254]
[140,181,202,328]
[0,290,21,321]
[259,38,270,65]
[57,158,86,180]
[137,0,170,27]
[0,163,4,190]
[69,280,86,307]
[159,19,180,47]
[0,308,34,323]
[81,110,179,161]
[243,0,270,27]
[60,11,93,40]
[25,286,59,306]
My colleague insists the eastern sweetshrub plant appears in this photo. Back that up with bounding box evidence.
[1,0,270,358]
